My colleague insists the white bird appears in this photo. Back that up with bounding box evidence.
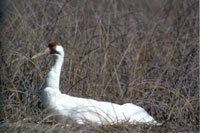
[32,42,160,125]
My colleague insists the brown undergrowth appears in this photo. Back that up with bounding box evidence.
[0,0,199,132]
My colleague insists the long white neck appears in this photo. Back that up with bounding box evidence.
[45,54,64,89]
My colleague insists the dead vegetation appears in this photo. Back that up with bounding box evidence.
[0,0,199,132]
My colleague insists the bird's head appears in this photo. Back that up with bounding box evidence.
[32,42,64,59]
[47,42,64,56]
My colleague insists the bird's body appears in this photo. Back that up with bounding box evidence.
[36,43,159,125]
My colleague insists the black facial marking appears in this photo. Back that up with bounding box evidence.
[50,48,60,55]
[48,43,60,55]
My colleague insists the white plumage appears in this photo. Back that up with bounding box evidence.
[33,43,160,125]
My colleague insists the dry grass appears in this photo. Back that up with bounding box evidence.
[0,0,199,132]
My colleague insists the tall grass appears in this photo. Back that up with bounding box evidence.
[0,0,199,132]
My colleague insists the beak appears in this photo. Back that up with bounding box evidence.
[31,48,49,59]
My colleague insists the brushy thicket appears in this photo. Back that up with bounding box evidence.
[0,0,199,132]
